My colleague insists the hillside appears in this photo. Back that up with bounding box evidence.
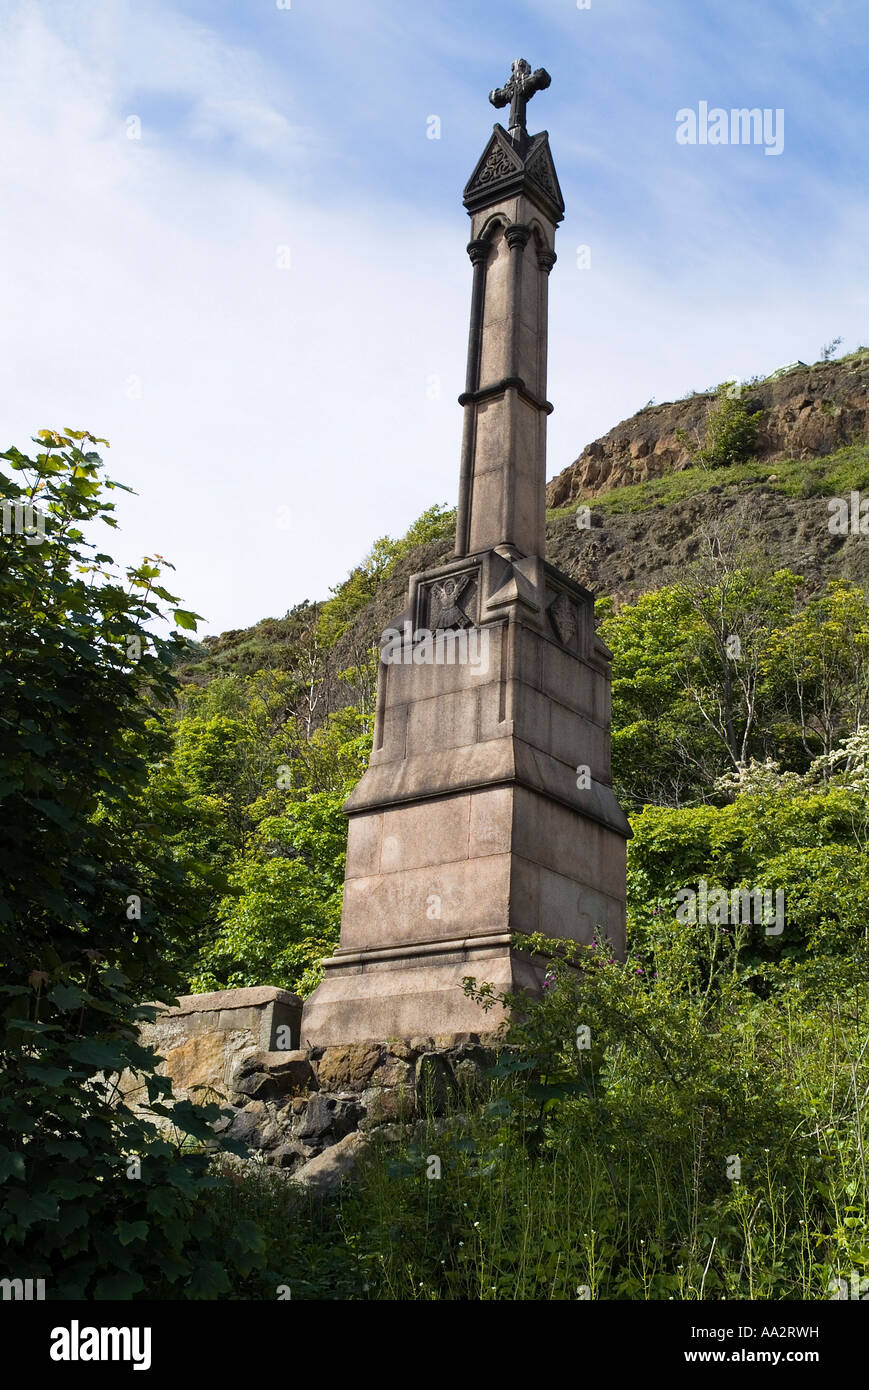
[546,352,869,504]
[178,353,869,683]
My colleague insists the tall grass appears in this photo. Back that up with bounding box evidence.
[202,928,869,1300]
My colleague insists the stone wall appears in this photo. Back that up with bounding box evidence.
[129,987,501,1191]
[125,986,302,1107]
[215,1034,498,1186]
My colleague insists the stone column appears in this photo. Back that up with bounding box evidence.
[456,237,493,558]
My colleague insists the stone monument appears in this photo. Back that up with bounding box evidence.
[301,61,631,1044]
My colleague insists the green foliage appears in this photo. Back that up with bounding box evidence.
[6,409,869,1303]
[317,503,455,647]
[200,931,869,1300]
[191,791,349,995]
[599,574,869,806]
[687,382,763,469]
[155,683,370,993]
[627,785,869,966]
[0,431,251,1298]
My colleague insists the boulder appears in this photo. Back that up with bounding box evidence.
[290,1132,370,1192]
[292,1094,363,1143]
[232,1049,316,1100]
[315,1043,383,1091]
[223,1100,268,1145]
[372,1055,412,1089]
[359,1085,415,1128]
[415,1052,455,1116]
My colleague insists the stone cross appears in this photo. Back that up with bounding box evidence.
[489,58,552,136]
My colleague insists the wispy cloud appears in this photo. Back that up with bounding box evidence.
[1,0,865,631]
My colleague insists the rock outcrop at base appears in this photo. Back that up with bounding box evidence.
[211,1035,498,1184]
[123,991,504,1191]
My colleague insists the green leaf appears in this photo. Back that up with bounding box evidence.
[48,982,85,1011]
[116,1220,149,1246]
[93,1271,145,1300]
[188,1261,230,1299]
[5,1189,59,1229]
[172,608,200,631]
[68,1040,128,1071]
[0,1150,26,1184]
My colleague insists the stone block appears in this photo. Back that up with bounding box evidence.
[163,1031,229,1097]
[339,852,511,950]
[477,678,510,741]
[146,986,302,1054]
[468,786,512,858]
[380,796,472,874]
[232,1050,316,1100]
[344,812,383,880]
[548,701,609,781]
[301,951,521,1045]
[290,1132,370,1192]
[371,695,408,762]
[380,642,496,708]
[405,687,479,756]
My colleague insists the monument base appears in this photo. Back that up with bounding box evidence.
[299,933,546,1046]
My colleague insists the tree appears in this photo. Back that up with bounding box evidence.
[770,582,869,759]
[0,431,260,1298]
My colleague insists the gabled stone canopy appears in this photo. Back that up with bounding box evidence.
[464,124,565,225]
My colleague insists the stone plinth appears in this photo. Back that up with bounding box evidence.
[301,560,630,1045]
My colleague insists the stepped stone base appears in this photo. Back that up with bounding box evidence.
[299,936,543,1047]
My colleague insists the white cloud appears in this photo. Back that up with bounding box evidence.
[0,1,467,634]
[2,0,865,635]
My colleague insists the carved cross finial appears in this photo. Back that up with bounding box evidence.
[489,58,551,137]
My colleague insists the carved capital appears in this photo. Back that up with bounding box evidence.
[466,238,490,267]
[504,222,532,252]
[537,247,557,274]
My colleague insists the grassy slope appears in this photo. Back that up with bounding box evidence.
[546,442,869,521]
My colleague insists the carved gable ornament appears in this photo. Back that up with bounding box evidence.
[464,129,524,201]
[463,127,565,221]
[526,139,561,205]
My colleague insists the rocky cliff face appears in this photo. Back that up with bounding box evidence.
[546,489,869,607]
[546,355,869,507]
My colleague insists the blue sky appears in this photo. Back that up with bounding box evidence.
[1,0,866,632]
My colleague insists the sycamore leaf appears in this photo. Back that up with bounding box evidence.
[173,609,201,631]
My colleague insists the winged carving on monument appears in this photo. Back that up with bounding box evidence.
[429,574,473,630]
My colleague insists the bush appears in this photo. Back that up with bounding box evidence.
[680,383,763,469]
